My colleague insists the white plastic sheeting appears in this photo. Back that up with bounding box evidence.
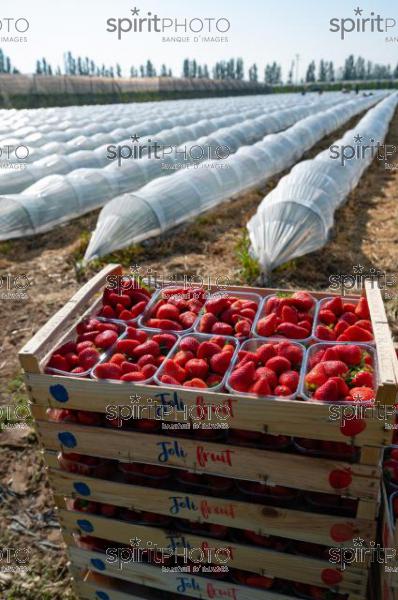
[0,95,313,193]
[247,92,398,274]
[83,92,386,261]
[0,94,339,240]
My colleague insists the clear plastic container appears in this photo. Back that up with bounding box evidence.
[292,438,359,462]
[236,480,301,506]
[97,277,153,325]
[194,290,262,339]
[45,318,125,378]
[226,338,305,400]
[231,569,275,590]
[253,293,318,344]
[176,518,228,539]
[138,286,207,334]
[303,491,357,515]
[118,461,173,486]
[58,452,114,478]
[300,341,378,404]
[91,327,178,385]
[313,296,374,344]
[154,332,239,392]
[176,471,234,496]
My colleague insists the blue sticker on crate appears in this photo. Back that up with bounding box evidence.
[49,384,69,403]
[95,591,110,600]
[77,519,94,533]
[58,431,77,448]
[73,482,91,496]
[91,558,106,572]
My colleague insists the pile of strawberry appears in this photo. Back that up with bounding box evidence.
[228,341,303,397]
[256,291,315,340]
[99,279,151,321]
[196,294,260,338]
[305,343,375,403]
[46,318,122,374]
[158,335,236,389]
[94,327,177,382]
[315,296,373,342]
[142,287,206,331]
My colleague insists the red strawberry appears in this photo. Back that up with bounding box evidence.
[344,325,373,342]
[328,376,350,397]
[276,322,309,339]
[254,367,278,389]
[205,297,230,315]
[183,378,207,388]
[121,361,140,374]
[78,348,100,370]
[211,322,234,335]
[339,312,357,325]
[147,318,183,331]
[119,309,134,321]
[355,297,370,319]
[157,303,180,321]
[185,358,208,379]
[266,356,291,374]
[355,319,372,332]
[239,350,259,366]
[274,384,293,396]
[256,343,276,364]
[76,341,94,353]
[160,374,180,385]
[141,364,157,379]
[322,361,349,378]
[322,347,339,361]
[308,348,325,368]
[137,354,157,367]
[179,311,198,329]
[334,320,349,336]
[126,327,148,342]
[318,309,337,325]
[116,338,140,355]
[235,320,251,337]
[198,313,218,333]
[95,362,122,380]
[290,291,314,311]
[306,363,327,388]
[57,341,77,355]
[129,301,147,318]
[313,379,340,402]
[240,308,256,321]
[207,374,222,387]
[340,418,366,437]
[229,361,256,392]
[350,370,373,387]
[349,387,375,403]
[297,320,311,335]
[174,350,194,367]
[152,333,176,350]
[71,367,86,374]
[121,371,146,382]
[110,353,125,365]
[343,302,357,312]
[132,340,160,358]
[276,342,302,365]
[279,370,299,391]
[324,297,344,316]
[210,351,233,375]
[48,354,69,371]
[197,341,220,359]
[101,305,116,319]
[94,330,118,349]
[257,313,277,337]
[252,378,272,396]
[162,359,186,383]
[333,344,362,365]
[315,325,336,341]
[265,296,280,313]
[180,336,200,354]
[281,305,298,324]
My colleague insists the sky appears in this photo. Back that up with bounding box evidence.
[2,0,398,79]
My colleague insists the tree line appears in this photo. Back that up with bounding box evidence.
[2,50,397,83]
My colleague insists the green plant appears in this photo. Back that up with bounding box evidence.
[236,230,260,284]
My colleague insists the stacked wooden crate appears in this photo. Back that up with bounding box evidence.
[19,265,398,600]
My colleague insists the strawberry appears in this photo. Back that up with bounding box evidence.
[235,319,251,337]
[56,341,77,355]
[197,341,220,359]
[334,320,349,336]
[343,302,357,312]
[279,370,299,391]
[152,333,176,350]
[207,374,222,387]
[94,330,118,349]
[297,320,311,335]
[198,312,217,333]
[162,359,186,383]
[265,296,280,313]
[109,293,131,307]
[254,367,278,389]
[141,364,157,379]
[240,308,256,321]
[339,312,357,325]
[256,313,277,337]
[121,371,146,382]
[322,347,339,361]
[276,322,309,339]
[180,336,200,354]
[132,340,160,358]
[76,341,94,353]
[129,301,147,318]
[160,374,180,385]
[239,350,259,365]
[355,297,370,319]
[211,322,234,335]
[274,384,293,396]
[324,296,344,316]
[147,318,183,331]
[183,378,207,388]
[306,364,327,389]
[78,348,100,370]
[210,335,228,348]
[252,378,272,396]
[185,358,208,379]
[333,344,362,365]
[126,327,148,342]
[349,387,375,403]
[119,309,134,321]
[61,352,78,368]
[276,342,302,365]
[313,379,340,402]
[174,350,195,367]
[328,376,350,397]
[308,348,325,368]
[344,325,373,342]
[71,366,86,374]
[229,361,256,392]
[266,356,291,374]
[48,354,69,371]
[355,319,372,332]
[318,309,336,325]
[156,303,180,321]
[210,351,233,375]
[350,370,373,387]
[290,291,314,311]
[256,343,276,364]
[179,311,198,329]
[205,296,230,315]
[322,361,349,377]
[315,325,336,341]
[137,354,157,367]
[100,304,116,319]
[95,363,122,380]
[281,305,298,324]
[121,361,140,374]
[116,338,140,356]
[109,353,125,365]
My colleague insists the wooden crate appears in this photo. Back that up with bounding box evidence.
[381,480,398,594]
[19,265,398,600]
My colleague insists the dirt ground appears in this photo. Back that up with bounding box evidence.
[0,107,398,599]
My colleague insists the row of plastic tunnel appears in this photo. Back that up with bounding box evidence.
[0,90,396,274]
